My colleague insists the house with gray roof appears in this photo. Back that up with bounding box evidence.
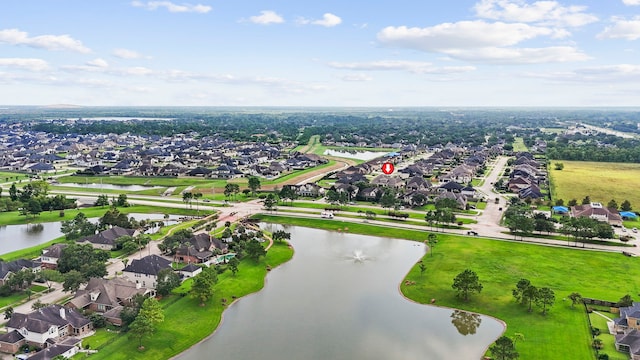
[77,226,138,250]
[615,303,640,359]
[122,254,173,291]
[0,259,41,286]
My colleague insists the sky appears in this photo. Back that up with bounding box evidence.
[2,0,640,107]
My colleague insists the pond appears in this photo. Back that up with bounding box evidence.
[323,149,387,161]
[177,225,503,360]
[52,183,162,191]
[0,213,182,255]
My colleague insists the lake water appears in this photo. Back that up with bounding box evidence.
[0,213,182,255]
[177,225,503,360]
[324,149,386,161]
[53,183,162,191]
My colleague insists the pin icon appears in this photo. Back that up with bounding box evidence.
[382,162,394,175]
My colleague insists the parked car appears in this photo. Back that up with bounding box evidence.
[633,228,638,233]
[467,231,478,236]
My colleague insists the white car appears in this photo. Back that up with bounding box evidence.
[633,228,638,233]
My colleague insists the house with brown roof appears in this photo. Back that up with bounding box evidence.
[1,305,90,352]
[570,203,623,227]
[40,243,67,270]
[67,278,147,326]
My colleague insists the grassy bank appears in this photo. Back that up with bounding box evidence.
[549,160,640,206]
[0,205,206,226]
[255,214,639,360]
[79,241,293,360]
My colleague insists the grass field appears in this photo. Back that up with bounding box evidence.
[512,137,529,152]
[254,215,639,360]
[549,160,640,207]
[78,241,293,360]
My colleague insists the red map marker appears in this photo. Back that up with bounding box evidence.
[382,162,394,175]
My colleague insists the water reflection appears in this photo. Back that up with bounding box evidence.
[24,223,44,235]
[450,310,482,336]
[177,225,503,360]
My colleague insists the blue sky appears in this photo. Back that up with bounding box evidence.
[1,0,640,106]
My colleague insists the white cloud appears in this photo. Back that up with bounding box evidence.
[341,73,373,82]
[328,60,476,74]
[623,0,640,5]
[249,10,284,25]
[298,13,342,27]
[113,48,147,59]
[0,28,90,53]
[86,58,109,68]
[376,21,588,64]
[378,21,566,51]
[131,1,211,13]
[598,17,640,40]
[447,46,590,63]
[526,64,640,82]
[0,58,49,71]
[474,0,598,27]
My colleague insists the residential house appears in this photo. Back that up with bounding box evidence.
[615,303,640,359]
[2,305,91,351]
[570,203,623,226]
[519,185,544,200]
[294,183,325,198]
[371,174,405,189]
[40,244,67,270]
[77,226,138,251]
[0,259,41,286]
[122,254,173,290]
[67,278,147,326]
[27,338,82,360]
[435,192,467,210]
[178,264,202,279]
[405,176,431,192]
[442,164,476,184]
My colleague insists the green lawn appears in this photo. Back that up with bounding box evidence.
[589,312,627,360]
[254,215,640,360]
[549,160,640,207]
[0,205,206,226]
[77,241,293,360]
[0,171,30,182]
[512,137,529,152]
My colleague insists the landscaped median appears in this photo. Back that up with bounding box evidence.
[254,214,640,360]
[76,240,293,360]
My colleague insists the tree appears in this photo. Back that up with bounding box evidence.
[224,183,234,200]
[228,256,239,276]
[57,243,109,279]
[8,183,17,201]
[129,314,155,349]
[4,306,13,320]
[26,199,42,218]
[621,200,633,211]
[618,294,634,307]
[248,177,261,196]
[418,262,427,277]
[512,278,537,312]
[279,185,297,204]
[263,194,277,212]
[138,297,164,326]
[607,199,618,210]
[31,299,47,310]
[272,230,291,243]
[568,292,582,308]
[115,193,129,207]
[427,233,438,257]
[245,239,266,262]
[490,336,519,360]
[62,270,86,293]
[95,194,109,207]
[581,195,591,205]
[554,162,564,170]
[537,287,555,315]
[60,212,97,240]
[182,192,193,209]
[452,269,483,301]
[190,267,217,306]
[156,268,181,296]
[567,199,578,207]
[379,189,397,214]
